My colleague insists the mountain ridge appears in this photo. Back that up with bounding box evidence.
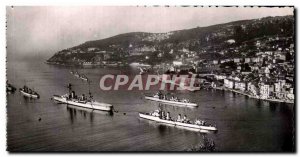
[47,15,294,65]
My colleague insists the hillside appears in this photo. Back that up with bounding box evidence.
[47,15,294,66]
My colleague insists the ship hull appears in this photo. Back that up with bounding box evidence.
[145,96,198,107]
[53,95,113,111]
[139,113,176,125]
[139,113,217,131]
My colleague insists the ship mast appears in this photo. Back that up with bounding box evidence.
[67,83,72,94]
[88,80,95,109]
[88,80,93,100]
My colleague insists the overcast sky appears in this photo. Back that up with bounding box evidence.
[6,6,293,59]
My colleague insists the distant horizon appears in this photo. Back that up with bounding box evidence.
[6,6,294,60]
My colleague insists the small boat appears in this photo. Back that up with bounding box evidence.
[70,70,81,76]
[74,72,80,78]
[52,84,113,112]
[79,75,88,81]
[19,86,40,98]
[145,92,198,107]
[139,110,217,131]
[71,71,89,81]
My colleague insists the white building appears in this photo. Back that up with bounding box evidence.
[226,39,236,44]
[215,74,226,80]
[247,82,259,97]
[259,83,274,99]
[224,78,234,89]
[251,57,260,63]
[286,88,294,100]
[213,60,219,65]
[265,51,273,55]
[245,58,250,63]
[82,62,93,66]
[235,81,246,91]
[87,47,98,51]
[234,58,241,63]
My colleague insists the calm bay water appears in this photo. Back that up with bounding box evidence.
[6,60,294,152]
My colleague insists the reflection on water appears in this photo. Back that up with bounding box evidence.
[67,105,113,124]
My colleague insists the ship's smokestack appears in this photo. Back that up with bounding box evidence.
[71,91,75,98]
[166,112,170,120]
[161,111,165,119]
[178,114,181,121]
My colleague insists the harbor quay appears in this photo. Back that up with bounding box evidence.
[212,86,294,104]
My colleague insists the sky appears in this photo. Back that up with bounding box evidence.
[6,6,294,59]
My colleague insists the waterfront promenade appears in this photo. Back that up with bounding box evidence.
[212,86,294,104]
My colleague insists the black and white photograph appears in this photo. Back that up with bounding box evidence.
[6,6,295,152]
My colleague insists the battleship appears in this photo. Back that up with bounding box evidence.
[139,110,217,131]
[79,74,88,81]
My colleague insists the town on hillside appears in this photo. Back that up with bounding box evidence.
[46,15,295,103]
